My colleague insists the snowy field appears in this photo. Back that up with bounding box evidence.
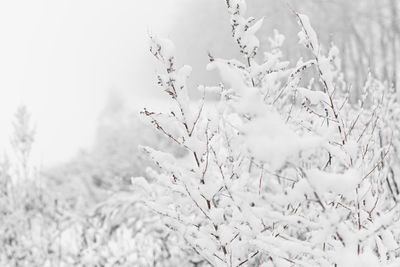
[1,0,400,266]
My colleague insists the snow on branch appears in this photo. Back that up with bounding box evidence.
[140,1,400,266]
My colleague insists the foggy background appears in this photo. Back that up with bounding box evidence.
[0,0,177,165]
[1,0,398,166]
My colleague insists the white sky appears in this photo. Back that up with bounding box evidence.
[0,0,178,166]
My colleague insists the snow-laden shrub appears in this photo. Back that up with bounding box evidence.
[0,107,185,267]
[0,106,62,267]
[139,0,400,266]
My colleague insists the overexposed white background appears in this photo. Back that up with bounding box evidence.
[0,0,178,165]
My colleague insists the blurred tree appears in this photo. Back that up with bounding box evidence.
[11,105,35,181]
[45,91,184,205]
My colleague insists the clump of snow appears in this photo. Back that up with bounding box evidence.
[207,59,248,91]
[243,111,325,170]
[307,168,361,197]
[298,14,319,54]
[297,87,329,105]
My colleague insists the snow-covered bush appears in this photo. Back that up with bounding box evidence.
[139,1,400,266]
[0,106,63,267]
[0,106,184,267]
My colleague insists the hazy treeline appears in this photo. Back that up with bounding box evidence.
[170,0,400,99]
